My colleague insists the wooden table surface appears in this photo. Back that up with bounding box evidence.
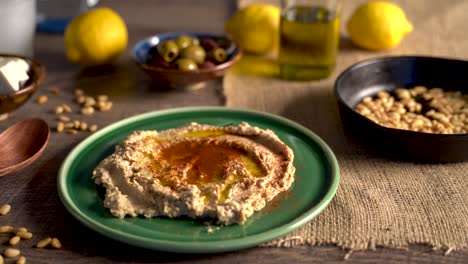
[0,0,466,263]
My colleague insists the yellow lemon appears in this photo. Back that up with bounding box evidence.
[225,4,280,55]
[347,1,413,51]
[65,7,128,66]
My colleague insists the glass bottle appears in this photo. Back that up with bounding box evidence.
[279,0,341,81]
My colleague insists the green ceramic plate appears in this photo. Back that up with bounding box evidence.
[57,107,339,253]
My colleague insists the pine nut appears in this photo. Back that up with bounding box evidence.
[89,124,98,132]
[0,204,11,215]
[76,95,86,104]
[53,106,64,114]
[16,256,26,264]
[16,231,32,240]
[413,86,427,94]
[56,122,64,133]
[62,104,72,113]
[84,97,96,107]
[0,225,13,233]
[14,227,27,233]
[9,236,20,246]
[98,101,113,112]
[4,248,20,258]
[36,95,48,104]
[79,122,88,131]
[96,101,106,110]
[51,238,62,249]
[64,122,74,129]
[58,115,70,122]
[81,106,94,116]
[36,237,52,248]
[74,89,84,97]
[67,129,78,135]
[73,120,81,129]
[96,95,108,102]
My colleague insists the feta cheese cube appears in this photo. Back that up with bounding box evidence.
[0,58,30,95]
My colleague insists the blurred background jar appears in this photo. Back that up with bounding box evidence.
[36,0,100,33]
[279,0,341,81]
[0,0,36,57]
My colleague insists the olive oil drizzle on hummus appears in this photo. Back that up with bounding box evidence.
[144,131,266,189]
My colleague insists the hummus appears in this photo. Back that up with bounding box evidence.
[92,122,295,225]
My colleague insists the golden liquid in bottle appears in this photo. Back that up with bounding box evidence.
[279,6,340,80]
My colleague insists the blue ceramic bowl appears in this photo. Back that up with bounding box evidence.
[132,32,241,88]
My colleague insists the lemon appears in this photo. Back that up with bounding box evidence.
[65,7,128,66]
[225,4,280,55]
[347,1,413,51]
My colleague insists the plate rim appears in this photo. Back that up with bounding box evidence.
[57,106,340,253]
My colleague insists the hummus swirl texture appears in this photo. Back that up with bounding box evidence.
[93,122,295,225]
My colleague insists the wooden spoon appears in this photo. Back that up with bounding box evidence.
[0,118,50,177]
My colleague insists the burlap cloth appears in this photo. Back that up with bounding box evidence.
[224,0,468,250]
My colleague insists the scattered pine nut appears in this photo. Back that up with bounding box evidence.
[16,231,32,240]
[79,122,88,131]
[62,104,72,113]
[64,122,74,129]
[13,227,28,234]
[0,204,11,215]
[16,256,26,264]
[9,236,20,246]
[76,95,86,104]
[98,102,113,112]
[4,248,20,258]
[81,106,94,116]
[36,237,52,248]
[89,124,98,132]
[53,106,64,114]
[84,97,96,107]
[96,101,106,109]
[73,120,81,129]
[97,95,108,102]
[56,122,64,133]
[66,129,78,135]
[36,95,48,104]
[58,115,70,122]
[0,225,13,233]
[51,238,62,249]
[74,89,84,97]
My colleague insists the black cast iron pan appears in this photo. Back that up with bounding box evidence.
[335,56,468,163]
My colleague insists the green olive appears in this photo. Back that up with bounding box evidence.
[175,35,193,50]
[157,40,179,62]
[175,58,198,71]
[180,45,206,64]
[209,48,227,63]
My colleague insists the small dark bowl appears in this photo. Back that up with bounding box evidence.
[335,56,468,163]
[0,54,46,118]
[132,32,241,89]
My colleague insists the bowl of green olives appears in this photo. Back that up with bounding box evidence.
[132,32,241,88]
